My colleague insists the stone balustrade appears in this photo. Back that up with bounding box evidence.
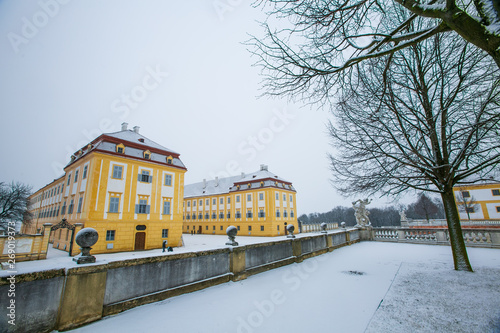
[404,219,500,227]
[301,222,338,233]
[373,227,500,248]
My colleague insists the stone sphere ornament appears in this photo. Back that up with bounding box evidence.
[321,222,327,233]
[73,227,99,264]
[286,224,296,238]
[225,226,238,246]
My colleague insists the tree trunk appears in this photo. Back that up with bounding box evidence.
[441,189,473,272]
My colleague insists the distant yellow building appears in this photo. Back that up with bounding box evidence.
[453,183,500,220]
[183,165,297,236]
[24,123,187,254]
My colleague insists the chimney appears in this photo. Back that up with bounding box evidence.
[241,172,245,178]
[260,164,268,171]
[203,179,207,189]
[121,122,128,131]
[215,177,219,187]
[133,126,140,134]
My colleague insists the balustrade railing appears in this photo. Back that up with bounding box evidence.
[301,223,339,233]
[373,227,500,248]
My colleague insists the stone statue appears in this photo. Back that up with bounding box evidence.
[399,208,409,227]
[399,209,407,222]
[352,198,372,227]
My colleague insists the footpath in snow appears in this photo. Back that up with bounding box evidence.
[50,240,500,333]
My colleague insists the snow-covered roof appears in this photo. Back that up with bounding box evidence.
[64,126,185,170]
[104,129,179,155]
[184,165,295,198]
[236,168,291,184]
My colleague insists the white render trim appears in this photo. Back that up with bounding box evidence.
[95,160,103,211]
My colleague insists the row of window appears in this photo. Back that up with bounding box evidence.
[107,197,171,215]
[461,189,500,197]
[37,196,84,219]
[185,193,293,207]
[66,165,89,186]
[115,143,174,165]
[105,229,169,241]
[39,183,65,201]
[464,206,500,213]
[184,210,294,220]
[187,225,281,232]
[111,166,173,186]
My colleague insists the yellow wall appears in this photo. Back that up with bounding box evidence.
[453,183,500,220]
[28,150,186,254]
[183,187,297,237]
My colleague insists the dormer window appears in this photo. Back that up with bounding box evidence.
[143,150,151,159]
[167,155,173,164]
[116,143,125,154]
[139,138,145,143]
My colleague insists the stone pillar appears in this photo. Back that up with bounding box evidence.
[326,233,333,250]
[70,223,84,256]
[292,238,302,262]
[358,226,374,241]
[229,246,246,281]
[40,223,52,259]
[435,230,448,244]
[345,230,351,243]
[57,265,107,331]
[397,229,406,241]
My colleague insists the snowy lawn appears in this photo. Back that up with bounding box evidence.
[57,241,500,333]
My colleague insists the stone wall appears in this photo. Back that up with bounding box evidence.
[0,228,360,333]
[0,224,52,264]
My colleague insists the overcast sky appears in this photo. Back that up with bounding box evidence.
[0,0,413,215]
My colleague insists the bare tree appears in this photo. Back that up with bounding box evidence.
[249,0,500,98]
[327,32,500,271]
[412,193,440,222]
[455,188,480,220]
[0,182,33,232]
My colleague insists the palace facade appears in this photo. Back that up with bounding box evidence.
[453,183,500,220]
[183,165,297,237]
[24,123,187,254]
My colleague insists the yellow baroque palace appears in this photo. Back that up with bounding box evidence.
[24,123,187,254]
[183,165,297,237]
[24,124,299,254]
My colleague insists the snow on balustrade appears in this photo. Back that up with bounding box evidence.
[374,230,398,240]
[448,231,492,245]
[373,226,500,249]
[405,231,437,242]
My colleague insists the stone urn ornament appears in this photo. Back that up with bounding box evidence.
[286,224,296,238]
[341,222,346,229]
[73,227,99,264]
[225,226,238,246]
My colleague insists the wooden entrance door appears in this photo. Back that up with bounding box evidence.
[198,226,202,234]
[135,232,146,250]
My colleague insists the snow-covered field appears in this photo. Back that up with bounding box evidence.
[55,241,500,333]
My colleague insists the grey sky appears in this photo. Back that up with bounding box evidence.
[0,0,410,215]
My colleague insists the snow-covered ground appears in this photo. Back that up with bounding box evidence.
[53,241,500,333]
